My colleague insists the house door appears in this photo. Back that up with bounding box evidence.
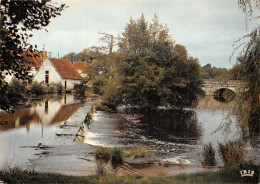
[45,71,49,84]
[64,81,67,90]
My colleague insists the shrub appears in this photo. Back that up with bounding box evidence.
[10,78,26,94]
[74,81,88,96]
[201,143,216,167]
[126,145,152,158]
[55,82,63,93]
[111,147,123,165]
[101,79,122,110]
[218,140,247,166]
[30,82,47,95]
[46,83,56,94]
[95,147,111,162]
[92,77,104,95]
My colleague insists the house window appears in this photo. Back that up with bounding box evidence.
[45,71,49,84]
[64,81,67,90]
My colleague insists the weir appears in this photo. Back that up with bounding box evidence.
[75,103,97,142]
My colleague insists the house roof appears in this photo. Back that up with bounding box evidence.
[73,62,87,71]
[49,58,82,80]
[22,52,42,70]
[50,103,82,124]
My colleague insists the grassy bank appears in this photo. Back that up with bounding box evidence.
[0,163,258,184]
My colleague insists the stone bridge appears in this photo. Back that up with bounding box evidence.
[201,79,245,96]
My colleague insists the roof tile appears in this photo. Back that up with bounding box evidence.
[50,58,82,80]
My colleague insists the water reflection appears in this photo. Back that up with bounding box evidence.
[196,95,234,110]
[0,95,83,132]
[135,109,201,144]
[0,94,84,169]
[86,96,254,165]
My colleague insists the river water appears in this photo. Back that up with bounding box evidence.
[0,94,259,173]
[85,96,259,166]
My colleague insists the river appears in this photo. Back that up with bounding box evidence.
[0,94,259,175]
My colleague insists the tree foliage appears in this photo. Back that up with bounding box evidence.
[0,0,66,111]
[62,46,108,63]
[234,30,260,136]
[238,0,260,16]
[117,14,203,109]
[233,0,260,139]
[62,15,204,110]
[200,63,239,80]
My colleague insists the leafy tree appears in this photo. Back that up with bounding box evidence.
[62,52,79,63]
[116,14,203,109]
[62,46,109,63]
[234,31,260,136]
[86,52,120,96]
[201,63,231,80]
[0,0,66,111]
[232,0,260,139]
[230,0,260,140]
[229,63,242,80]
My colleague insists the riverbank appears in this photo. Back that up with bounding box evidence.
[0,163,259,184]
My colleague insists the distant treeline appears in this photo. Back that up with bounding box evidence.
[63,49,242,81]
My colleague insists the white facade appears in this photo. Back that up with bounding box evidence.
[4,67,38,84]
[33,58,81,90]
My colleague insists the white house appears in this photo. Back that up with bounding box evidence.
[33,58,82,90]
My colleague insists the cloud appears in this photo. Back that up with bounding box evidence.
[31,0,249,68]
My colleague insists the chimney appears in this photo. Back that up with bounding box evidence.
[41,44,47,62]
[48,52,52,58]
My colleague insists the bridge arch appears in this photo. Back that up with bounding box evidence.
[201,79,244,97]
[213,88,236,102]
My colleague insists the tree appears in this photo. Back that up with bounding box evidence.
[62,46,108,63]
[230,62,242,80]
[233,0,260,139]
[116,14,203,109]
[238,0,260,17]
[62,52,79,63]
[85,51,120,96]
[201,63,231,80]
[0,0,66,111]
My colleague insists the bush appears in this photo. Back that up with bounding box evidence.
[201,143,216,167]
[101,79,122,110]
[92,76,104,95]
[111,147,123,165]
[46,83,56,94]
[55,82,63,93]
[126,145,152,158]
[73,81,88,96]
[30,82,47,95]
[10,78,26,94]
[95,147,111,162]
[218,140,247,167]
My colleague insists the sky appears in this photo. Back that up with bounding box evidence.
[29,0,256,68]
